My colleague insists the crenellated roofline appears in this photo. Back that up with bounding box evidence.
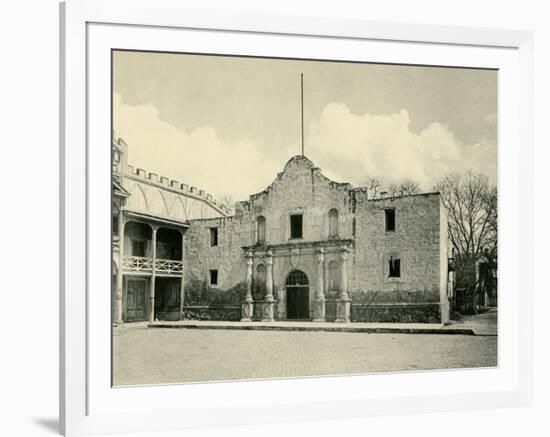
[113,135,231,217]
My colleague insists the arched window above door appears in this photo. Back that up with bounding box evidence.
[285,270,309,287]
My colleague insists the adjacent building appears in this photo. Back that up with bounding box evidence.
[112,136,453,324]
[112,137,229,324]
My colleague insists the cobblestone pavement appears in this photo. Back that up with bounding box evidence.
[113,326,498,386]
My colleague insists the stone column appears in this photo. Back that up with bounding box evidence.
[336,245,351,323]
[241,250,254,321]
[262,250,275,321]
[179,229,185,320]
[148,225,158,323]
[115,210,125,324]
[313,248,326,322]
[339,246,349,300]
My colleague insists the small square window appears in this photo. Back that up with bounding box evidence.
[209,227,218,247]
[290,214,303,239]
[389,257,401,278]
[385,209,396,232]
[209,269,218,286]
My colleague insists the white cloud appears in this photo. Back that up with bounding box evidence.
[113,93,285,201]
[307,103,496,190]
[114,96,497,203]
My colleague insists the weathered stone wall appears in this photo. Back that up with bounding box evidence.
[183,216,251,306]
[349,193,448,322]
[352,193,442,295]
[235,155,362,244]
[182,155,450,323]
[183,155,362,310]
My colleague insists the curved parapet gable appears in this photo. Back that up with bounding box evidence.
[247,155,354,204]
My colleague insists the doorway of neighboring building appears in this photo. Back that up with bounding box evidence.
[154,277,181,321]
[286,270,309,320]
[125,277,148,322]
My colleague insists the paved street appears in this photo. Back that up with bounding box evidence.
[113,326,498,386]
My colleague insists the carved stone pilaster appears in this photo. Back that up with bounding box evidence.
[339,245,350,300]
[313,248,326,322]
[265,250,274,302]
[241,250,254,322]
[336,245,351,323]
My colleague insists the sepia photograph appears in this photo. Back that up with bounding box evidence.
[111,50,498,386]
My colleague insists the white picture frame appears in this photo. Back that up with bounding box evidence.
[60,0,534,435]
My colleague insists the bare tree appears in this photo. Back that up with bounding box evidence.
[434,172,497,258]
[481,185,498,258]
[218,194,235,215]
[434,172,497,293]
[363,176,384,199]
[388,179,421,197]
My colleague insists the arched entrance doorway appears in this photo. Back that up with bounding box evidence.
[286,270,309,320]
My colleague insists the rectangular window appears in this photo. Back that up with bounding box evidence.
[209,227,218,247]
[290,214,303,239]
[209,269,218,286]
[385,209,396,232]
[132,240,146,257]
[389,257,401,278]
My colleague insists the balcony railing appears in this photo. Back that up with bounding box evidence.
[123,256,153,272]
[122,256,183,275]
[155,259,183,274]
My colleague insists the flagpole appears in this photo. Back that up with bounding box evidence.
[301,73,304,156]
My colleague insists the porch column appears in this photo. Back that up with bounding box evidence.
[336,245,351,323]
[179,230,185,320]
[241,250,254,321]
[115,210,125,324]
[148,225,158,323]
[262,249,275,322]
[313,247,326,322]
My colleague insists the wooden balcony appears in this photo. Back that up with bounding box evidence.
[155,259,184,275]
[122,256,183,275]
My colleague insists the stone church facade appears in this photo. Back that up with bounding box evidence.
[113,136,452,325]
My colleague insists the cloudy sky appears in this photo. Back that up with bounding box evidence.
[113,50,497,202]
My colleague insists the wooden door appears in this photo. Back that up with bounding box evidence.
[286,286,309,320]
[125,277,148,322]
[296,287,309,319]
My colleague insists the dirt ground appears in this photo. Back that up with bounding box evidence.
[113,326,498,386]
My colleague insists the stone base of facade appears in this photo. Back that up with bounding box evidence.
[259,300,276,322]
[240,301,254,322]
[154,310,182,321]
[180,305,241,321]
[351,303,444,323]
[335,299,351,323]
[312,298,326,322]
[177,302,448,324]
